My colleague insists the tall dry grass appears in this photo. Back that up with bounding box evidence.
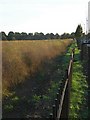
[2,39,72,96]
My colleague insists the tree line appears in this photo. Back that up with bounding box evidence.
[1,31,75,40]
[1,24,88,41]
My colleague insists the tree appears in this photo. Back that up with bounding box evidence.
[61,33,71,39]
[75,24,83,48]
[70,32,75,39]
[75,24,83,38]
[28,33,33,39]
[45,33,50,39]
[21,32,27,40]
[39,32,45,40]
[50,33,55,39]
[33,32,39,40]
[14,32,21,40]
[1,31,7,40]
[55,33,60,39]
[7,31,15,40]
[33,32,45,40]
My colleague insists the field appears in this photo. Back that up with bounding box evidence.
[2,39,73,118]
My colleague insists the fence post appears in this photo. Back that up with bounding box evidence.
[50,113,53,120]
[53,105,56,119]
[50,49,74,120]
[60,69,69,119]
[56,93,59,110]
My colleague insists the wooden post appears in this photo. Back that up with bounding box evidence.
[53,105,56,119]
[60,70,69,119]
[50,113,53,120]
[56,93,59,110]
[55,99,58,117]
[51,50,74,120]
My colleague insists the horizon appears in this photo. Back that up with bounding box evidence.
[1,30,75,36]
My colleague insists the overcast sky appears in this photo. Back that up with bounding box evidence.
[0,0,89,35]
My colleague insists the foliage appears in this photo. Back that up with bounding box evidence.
[0,31,75,40]
[75,24,83,39]
[75,24,83,48]
[32,94,43,111]
[7,31,15,40]
[1,32,7,40]
[69,47,88,119]
[60,32,75,39]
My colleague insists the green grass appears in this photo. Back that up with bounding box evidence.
[69,46,88,119]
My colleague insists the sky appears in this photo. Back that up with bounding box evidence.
[0,0,89,35]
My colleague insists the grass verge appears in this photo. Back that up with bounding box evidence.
[69,46,88,119]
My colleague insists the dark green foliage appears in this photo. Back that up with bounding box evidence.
[60,32,74,39]
[21,32,27,40]
[75,24,83,38]
[7,31,15,40]
[14,32,21,40]
[1,31,75,40]
[55,33,60,39]
[1,31,7,40]
[75,24,83,48]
